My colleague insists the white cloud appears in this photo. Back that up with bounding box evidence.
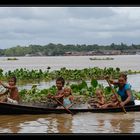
[0,7,140,48]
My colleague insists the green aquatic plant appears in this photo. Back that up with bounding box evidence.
[91,79,98,88]
[19,79,140,104]
[0,67,140,83]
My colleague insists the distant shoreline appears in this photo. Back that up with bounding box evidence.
[0,54,139,57]
[0,43,140,56]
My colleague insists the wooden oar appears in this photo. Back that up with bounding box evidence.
[54,97,74,115]
[105,77,127,113]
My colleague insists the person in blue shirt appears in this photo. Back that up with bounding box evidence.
[109,73,135,106]
[63,87,74,109]
[56,87,74,109]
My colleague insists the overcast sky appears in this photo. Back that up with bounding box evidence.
[0,7,140,49]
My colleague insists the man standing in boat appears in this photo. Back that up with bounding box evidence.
[0,76,20,104]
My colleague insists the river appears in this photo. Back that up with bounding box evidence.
[1,55,140,91]
[0,112,140,133]
[0,55,140,72]
[0,55,140,133]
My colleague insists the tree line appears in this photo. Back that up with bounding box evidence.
[1,43,140,56]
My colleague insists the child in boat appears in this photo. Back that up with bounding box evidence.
[88,89,106,108]
[56,87,74,109]
[0,76,20,104]
[63,87,74,109]
[48,77,65,107]
[95,89,106,108]
[109,73,135,106]
[102,94,120,108]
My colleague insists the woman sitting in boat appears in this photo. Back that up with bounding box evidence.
[0,76,20,104]
[102,94,120,108]
[88,89,106,108]
[109,73,135,106]
[57,87,74,109]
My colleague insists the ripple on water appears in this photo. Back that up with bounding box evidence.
[0,112,140,133]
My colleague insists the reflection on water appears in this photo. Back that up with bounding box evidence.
[0,114,72,133]
[0,112,139,133]
[110,119,134,133]
[72,112,140,133]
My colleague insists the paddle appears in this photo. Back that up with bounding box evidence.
[105,76,127,113]
[54,97,74,115]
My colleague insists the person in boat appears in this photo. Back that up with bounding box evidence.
[0,76,20,104]
[109,73,135,106]
[48,77,65,107]
[102,94,120,108]
[57,87,74,109]
[88,89,106,108]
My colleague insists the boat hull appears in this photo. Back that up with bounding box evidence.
[0,102,140,114]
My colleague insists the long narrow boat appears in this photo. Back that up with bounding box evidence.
[0,102,140,114]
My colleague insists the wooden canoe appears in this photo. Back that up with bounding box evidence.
[0,102,140,114]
